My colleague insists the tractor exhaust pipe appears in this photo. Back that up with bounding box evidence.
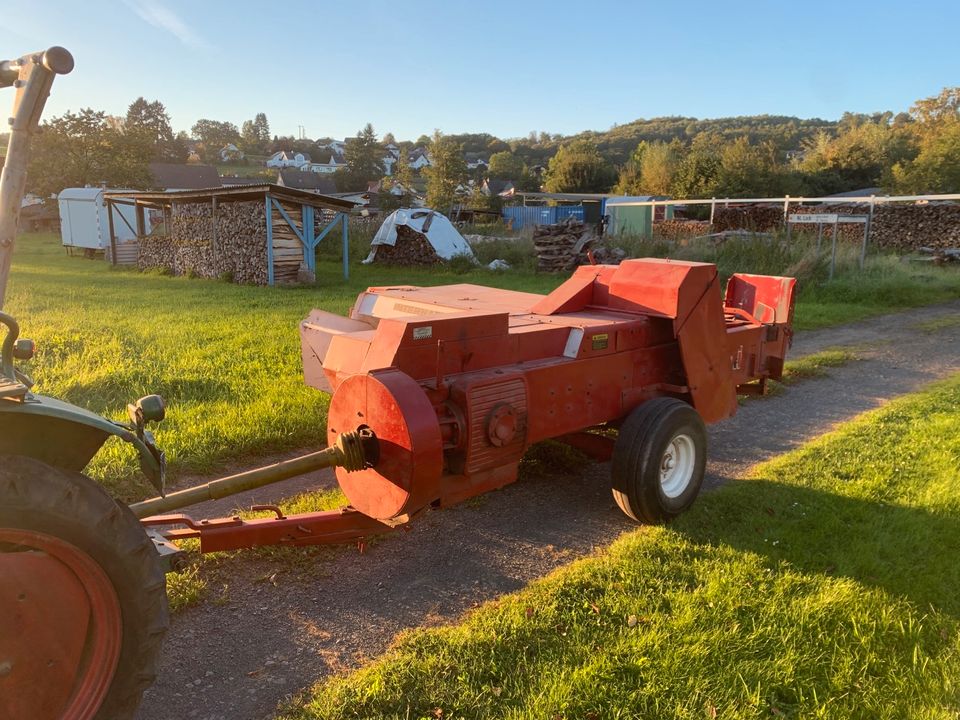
[130,429,376,519]
[0,47,74,309]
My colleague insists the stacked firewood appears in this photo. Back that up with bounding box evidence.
[713,206,783,233]
[788,202,960,249]
[139,201,270,284]
[372,224,442,265]
[533,217,596,272]
[653,219,712,241]
[876,205,960,249]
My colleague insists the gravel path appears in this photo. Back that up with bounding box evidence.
[137,300,960,720]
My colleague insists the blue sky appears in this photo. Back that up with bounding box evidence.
[2,0,957,142]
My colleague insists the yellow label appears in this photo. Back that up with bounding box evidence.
[592,333,609,350]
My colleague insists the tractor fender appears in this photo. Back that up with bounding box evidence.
[0,393,165,494]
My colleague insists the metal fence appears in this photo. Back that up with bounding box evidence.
[503,205,584,230]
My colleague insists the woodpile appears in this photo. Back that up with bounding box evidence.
[794,203,960,250]
[371,224,442,265]
[713,205,783,233]
[139,201,270,284]
[138,200,339,284]
[533,217,596,272]
[653,219,712,241]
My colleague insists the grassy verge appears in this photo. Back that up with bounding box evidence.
[277,374,960,720]
[6,233,958,497]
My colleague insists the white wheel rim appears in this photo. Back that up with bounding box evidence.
[659,433,695,499]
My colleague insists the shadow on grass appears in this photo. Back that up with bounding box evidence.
[673,478,960,618]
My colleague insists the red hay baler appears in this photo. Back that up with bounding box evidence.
[299,258,796,526]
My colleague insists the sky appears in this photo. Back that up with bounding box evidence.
[1,0,958,142]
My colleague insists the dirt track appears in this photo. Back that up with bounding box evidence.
[137,300,960,720]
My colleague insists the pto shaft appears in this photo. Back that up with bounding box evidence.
[130,430,372,519]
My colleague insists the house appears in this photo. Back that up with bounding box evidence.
[218,143,245,163]
[481,178,515,198]
[465,153,489,171]
[382,154,396,176]
[385,143,400,159]
[149,162,221,190]
[408,147,431,170]
[302,155,346,174]
[276,169,337,194]
[266,150,311,169]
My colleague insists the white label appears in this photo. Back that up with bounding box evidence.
[413,326,433,340]
[789,213,838,224]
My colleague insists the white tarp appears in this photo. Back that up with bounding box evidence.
[363,208,475,264]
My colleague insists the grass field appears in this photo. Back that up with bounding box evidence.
[5,232,959,499]
[277,374,960,720]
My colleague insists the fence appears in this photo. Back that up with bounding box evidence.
[503,205,584,230]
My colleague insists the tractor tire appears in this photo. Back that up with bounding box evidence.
[611,398,707,524]
[0,456,168,720]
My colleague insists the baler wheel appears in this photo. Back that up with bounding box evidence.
[0,456,168,720]
[611,398,706,524]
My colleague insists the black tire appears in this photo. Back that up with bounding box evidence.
[611,398,707,524]
[0,456,168,720]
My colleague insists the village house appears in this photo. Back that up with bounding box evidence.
[266,150,311,169]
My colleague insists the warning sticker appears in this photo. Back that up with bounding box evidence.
[591,333,609,350]
[412,326,433,340]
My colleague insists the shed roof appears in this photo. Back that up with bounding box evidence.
[103,183,358,212]
[149,162,221,190]
[277,169,337,193]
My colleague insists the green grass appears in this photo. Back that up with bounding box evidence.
[915,314,960,333]
[277,374,960,720]
[781,347,861,383]
[5,233,958,497]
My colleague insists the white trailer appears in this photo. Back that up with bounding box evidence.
[58,187,148,253]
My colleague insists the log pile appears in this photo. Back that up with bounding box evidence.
[713,205,783,233]
[787,203,960,248]
[653,219,712,241]
[371,224,442,265]
[139,201,271,284]
[533,217,596,272]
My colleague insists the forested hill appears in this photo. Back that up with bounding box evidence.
[492,115,838,166]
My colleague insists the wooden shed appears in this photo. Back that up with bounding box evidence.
[104,185,357,285]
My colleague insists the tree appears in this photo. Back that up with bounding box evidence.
[890,120,960,193]
[715,137,776,197]
[670,133,722,198]
[414,134,432,148]
[543,139,615,193]
[424,131,467,210]
[27,109,153,198]
[125,97,185,162]
[614,140,681,195]
[487,151,525,180]
[340,123,385,192]
[190,119,240,162]
[382,132,397,145]
[393,152,415,194]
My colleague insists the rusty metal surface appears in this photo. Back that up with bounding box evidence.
[0,528,121,720]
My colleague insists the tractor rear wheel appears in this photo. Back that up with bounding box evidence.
[0,456,168,720]
[611,398,706,524]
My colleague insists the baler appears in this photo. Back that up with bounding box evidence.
[0,44,795,720]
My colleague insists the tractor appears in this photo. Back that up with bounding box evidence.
[0,48,796,720]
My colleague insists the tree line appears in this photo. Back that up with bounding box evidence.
[19,87,960,205]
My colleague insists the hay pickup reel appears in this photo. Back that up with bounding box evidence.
[0,47,796,720]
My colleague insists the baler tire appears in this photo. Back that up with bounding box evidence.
[0,456,168,720]
[611,398,706,524]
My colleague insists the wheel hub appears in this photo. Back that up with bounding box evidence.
[0,529,122,720]
[659,434,695,499]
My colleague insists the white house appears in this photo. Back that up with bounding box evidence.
[303,154,346,174]
[218,143,245,163]
[408,148,431,170]
[385,143,400,159]
[266,150,311,169]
